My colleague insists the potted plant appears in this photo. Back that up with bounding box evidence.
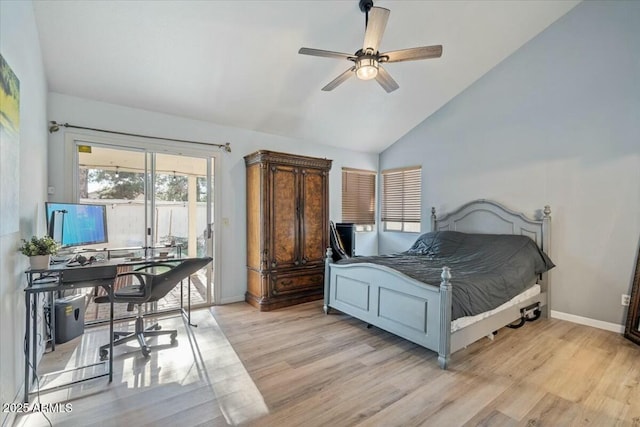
[18,235,59,270]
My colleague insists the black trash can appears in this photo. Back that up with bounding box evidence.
[54,294,85,344]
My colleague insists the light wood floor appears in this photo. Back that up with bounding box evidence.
[14,301,640,426]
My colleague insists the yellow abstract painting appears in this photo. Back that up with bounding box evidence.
[0,53,20,235]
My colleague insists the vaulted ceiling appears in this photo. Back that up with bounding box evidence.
[33,1,579,153]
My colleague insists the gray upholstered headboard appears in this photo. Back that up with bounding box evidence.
[431,199,551,255]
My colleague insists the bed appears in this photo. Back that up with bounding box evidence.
[323,199,553,369]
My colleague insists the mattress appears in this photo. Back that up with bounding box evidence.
[451,284,541,333]
[338,231,554,320]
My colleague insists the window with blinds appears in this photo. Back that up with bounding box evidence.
[381,166,422,232]
[342,168,376,227]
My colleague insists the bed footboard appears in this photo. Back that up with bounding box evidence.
[324,250,453,369]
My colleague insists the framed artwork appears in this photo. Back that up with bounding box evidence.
[624,243,640,346]
[0,53,20,236]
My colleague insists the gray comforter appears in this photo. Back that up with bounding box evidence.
[336,231,555,320]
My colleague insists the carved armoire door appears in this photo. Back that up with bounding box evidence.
[269,164,299,270]
[299,168,328,268]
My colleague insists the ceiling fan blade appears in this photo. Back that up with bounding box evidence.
[375,66,399,93]
[299,47,354,60]
[362,7,390,53]
[322,67,355,91]
[381,45,443,63]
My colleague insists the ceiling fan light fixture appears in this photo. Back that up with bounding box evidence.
[355,56,379,80]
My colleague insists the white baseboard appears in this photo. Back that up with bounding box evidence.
[218,295,245,305]
[550,310,624,333]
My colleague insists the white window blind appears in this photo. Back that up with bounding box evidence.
[342,168,376,225]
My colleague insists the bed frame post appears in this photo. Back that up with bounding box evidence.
[438,266,452,369]
[541,205,552,318]
[324,247,333,314]
[430,207,437,232]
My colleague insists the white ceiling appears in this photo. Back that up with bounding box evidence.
[33,0,579,153]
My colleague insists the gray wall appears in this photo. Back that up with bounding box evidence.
[0,1,49,422]
[378,1,640,326]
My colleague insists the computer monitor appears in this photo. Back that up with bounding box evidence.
[45,202,108,248]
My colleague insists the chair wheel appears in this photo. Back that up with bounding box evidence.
[99,349,108,361]
[141,346,151,357]
[154,324,162,331]
[170,331,177,340]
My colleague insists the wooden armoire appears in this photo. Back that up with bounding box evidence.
[245,150,332,311]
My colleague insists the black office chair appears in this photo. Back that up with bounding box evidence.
[96,257,212,359]
[329,221,350,262]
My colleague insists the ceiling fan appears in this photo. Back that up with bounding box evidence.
[299,0,443,93]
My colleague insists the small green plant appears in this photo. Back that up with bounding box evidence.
[18,235,59,256]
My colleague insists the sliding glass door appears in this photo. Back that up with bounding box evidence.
[75,141,216,322]
[78,145,148,248]
[153,153,213,307]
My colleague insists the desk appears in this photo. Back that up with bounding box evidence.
[24,263,117,403]
[23,257,199,403]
